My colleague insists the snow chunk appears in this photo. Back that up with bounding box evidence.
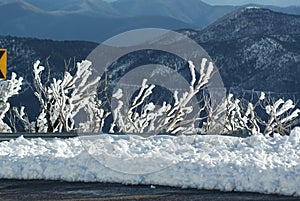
[289,127,300,144]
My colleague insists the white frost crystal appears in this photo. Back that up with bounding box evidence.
[0,73,23,132]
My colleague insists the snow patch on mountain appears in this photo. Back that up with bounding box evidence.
[243,37,284,70]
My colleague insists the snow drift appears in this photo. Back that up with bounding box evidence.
[0,128,299,196]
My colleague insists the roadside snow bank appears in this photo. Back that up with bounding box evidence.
[0,128,299,196]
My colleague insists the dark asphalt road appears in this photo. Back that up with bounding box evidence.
[0,179,299,201]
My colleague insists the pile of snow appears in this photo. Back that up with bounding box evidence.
[0,128,299,196]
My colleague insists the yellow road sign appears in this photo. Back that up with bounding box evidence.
[0,49,6,80]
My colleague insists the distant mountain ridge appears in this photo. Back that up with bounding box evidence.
[184,8,300,95]
[1,0,300,42]
[0,0,194,42]
[195,7,300,42]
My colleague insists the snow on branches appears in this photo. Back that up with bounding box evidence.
[15,60,101,133]
[264,98,300,135]
[109,59,213,134]
[0,73,23,132]
[5,58,300,136]
[214,92,300,135]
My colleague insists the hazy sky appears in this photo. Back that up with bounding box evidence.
[104,0,299,7]
[201,0,300,7]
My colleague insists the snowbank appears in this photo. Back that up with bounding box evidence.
[0,128,299,196]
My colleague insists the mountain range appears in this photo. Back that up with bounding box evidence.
[1,0,300,42]
[190,7,300,95]
[2,7,300,121]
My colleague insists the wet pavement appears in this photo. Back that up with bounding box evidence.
[0,179,299,201]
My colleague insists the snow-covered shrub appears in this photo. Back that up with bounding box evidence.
[0,73,23,132]
[212,94,261,135]
[79,94,110,133]
[263,97,300,135]
[9,58,300,136]
[14,60,102,132]
[109,59,213,134]
[213,92,300,136]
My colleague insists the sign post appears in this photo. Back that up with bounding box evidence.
[0,49,7,80]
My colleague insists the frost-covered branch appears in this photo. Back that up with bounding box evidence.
[80,95,110,132]
[110,59,213,134]
[0,73,23,132]
[13,106,35,132]
[210,92,300,136]
[16,60,102,133]
[7,57,299,136]
[263,98,300,135]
